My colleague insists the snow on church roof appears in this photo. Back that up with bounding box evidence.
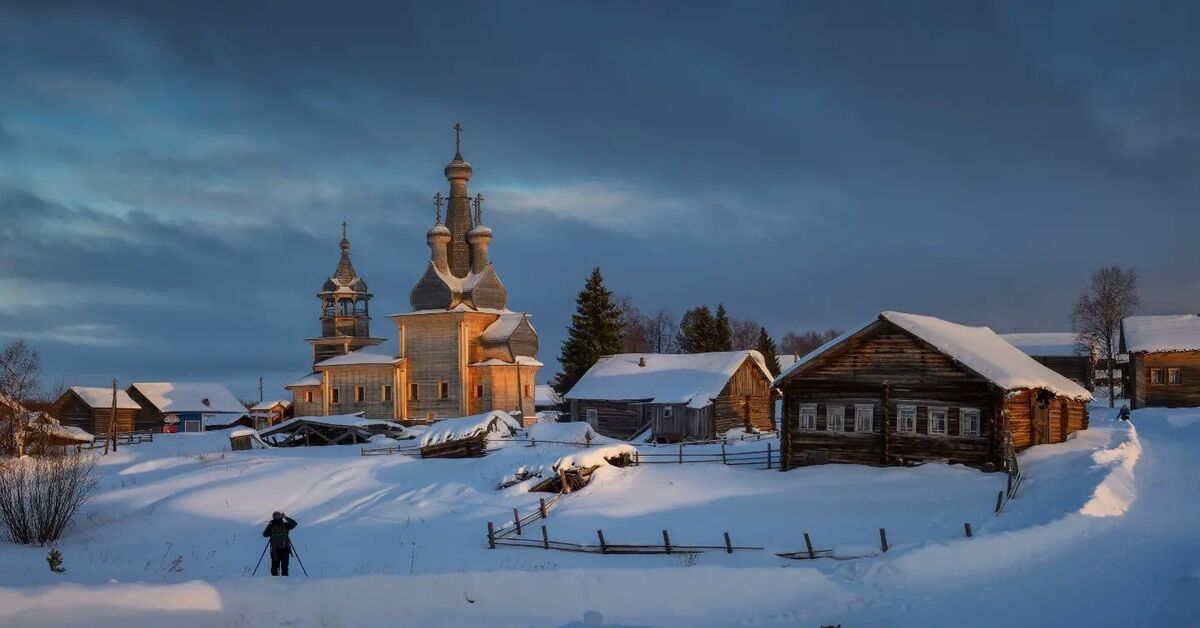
[1122,314,1200,353]
[774,312,1092,400]
[565,350,772,409]
[481,313,533,342]
[129,382,247,414]
[998,332,1083,358]
[286,373,322,388]
[69,386,141,410]
[315,348,401,367]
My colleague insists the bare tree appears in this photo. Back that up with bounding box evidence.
[0,341,42,457]
[730,317,761,351]
[645,309,678,353]
[614,294,651,353]
[0,454,97,545]
[780,328,843,358]
[1071,266,1138,407]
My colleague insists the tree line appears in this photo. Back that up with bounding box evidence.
[553,268,843,393]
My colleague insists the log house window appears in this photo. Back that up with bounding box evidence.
[1150,368,1166,385]
[354,386,365,403]
[585,408,598,426]
[960,408,980,437]
[663,406,674,418]
[381,385,392,402]
[897,405,916,433]
[1168,368,1182,385]
[827,405,845,431]
[798,404,817,430]
[928,406,948,435]
[438,382,449,400]
[409,383,419,401]
[304,391,314,403]
[330,388,340,404]
[854,404,873,432]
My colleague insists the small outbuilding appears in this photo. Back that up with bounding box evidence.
[51,386,141,436]
[999,332,1094,390]
[126,382,250,432]
[565,350,776,441]
[249,399,293,429]
[1121,314,1200,409]
[774,312,1092,471]
[417,411,522,458]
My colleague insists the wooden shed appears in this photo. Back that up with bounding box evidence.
[417,411,521,458]
[51,386,141,436]
[1121,315,1200,409]
[774,312,1092,471]
[564,351,776,441]
[999,332,1094,390]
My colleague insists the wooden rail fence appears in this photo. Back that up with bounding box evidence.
[629,442,777,469]
[77,429,155,450]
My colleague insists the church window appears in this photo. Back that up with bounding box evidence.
[409,383,419,401]
[438,382,449,399]
[475,384,484,398]
[331,388,340,404]
[354,386,365,403]
[304,391,314,403]
[524,384,531,398]
[381,385,392,402]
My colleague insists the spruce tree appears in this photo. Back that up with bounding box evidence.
[678,306,714,353]
[713,304,733,351]
[755,326,782,376]
[555,267,623,393]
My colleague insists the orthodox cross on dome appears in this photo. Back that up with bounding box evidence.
[473,193,483,226]
[433,192,444,224]
[453,122,463,159]
[342,221,347,239]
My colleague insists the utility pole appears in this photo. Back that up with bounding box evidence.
[258,377,264,403]
[104,378,118,455]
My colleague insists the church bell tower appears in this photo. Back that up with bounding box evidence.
[306,223,385,366]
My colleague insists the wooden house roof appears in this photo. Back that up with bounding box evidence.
[565,350,772,409]
[1121,315,1200,354]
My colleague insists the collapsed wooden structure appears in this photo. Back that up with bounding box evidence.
[417,411,522,458]
[259,414,408,447]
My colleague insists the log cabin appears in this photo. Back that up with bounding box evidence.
[126,382,249,432]
[999,332,1094,390]
[1121,314,1200,409]
[565,350,775,441]
[774,312,1092,471]
[51,386,141,436]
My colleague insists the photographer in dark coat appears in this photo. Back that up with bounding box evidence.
[261,511,298,576]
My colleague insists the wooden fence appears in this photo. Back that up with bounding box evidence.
[993,439,1023,515]
[78,429,155,450]
[629,442,778,469]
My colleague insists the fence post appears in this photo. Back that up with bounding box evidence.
[487,521,495,549]
[721,442,727,464]
[803,532,815,559]
[539,497,547,519]
[541,525,550,549]
[964,522,973,538]
[514,507,522,535]
[531,437,537,447]
[597,529,608,554]
[1007,472,1013,496]
[767,442,773,469]
[879,528,889,553]
[678,442,683,464]
[662,529,672,554]
[994,490,1004,514]
[724,532,733,554]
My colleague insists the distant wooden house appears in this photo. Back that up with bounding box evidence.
[774,312,1092,471]
[51,386,141,436]
[249,399,294,430]
[126,382,249,432]
[999,332,1094,390]
[1121,315,1200,409]
[565,351,775,441]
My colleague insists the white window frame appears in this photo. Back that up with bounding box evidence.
[827,405,845,432]
[897,405,916,433]
[1168,368,1182,385]
[662,406,674,419]
[183,419,201,433]
[798,404,817,431]
[585,408,598,426]
[854,404,873,433]
[928,406,948,435]
[960,407,981,437]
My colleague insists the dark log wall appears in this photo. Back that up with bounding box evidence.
[572,398,647,439]
[1128,351,1200,409]
[125,386,166,432]
[1030,355,1094,390]
[51,392,137,435]
[713,358,775,434]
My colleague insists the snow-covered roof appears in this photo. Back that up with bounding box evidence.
[286,373,322,388]
[260,413,407,437]
[469,356,544,367]
[777,354,801,370]
[1122,315,1200,354]
[481,313,532,342]
[250,399,292,411]
[774,312,1092,400]
[419,411,521,447]
[315,348,401,367]
[999,333,1084,358]
[535,384,562,406]
[565,350,772,409]
[129,382,247,414]
[69,386,141,410]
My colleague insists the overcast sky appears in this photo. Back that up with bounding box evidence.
[1,1,1197,400]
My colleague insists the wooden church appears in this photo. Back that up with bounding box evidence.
[287,126,540,425]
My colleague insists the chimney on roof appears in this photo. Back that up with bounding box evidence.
[638,357,646,367]
[202,398,210,407]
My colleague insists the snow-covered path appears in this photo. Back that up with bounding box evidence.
[0,409,1196,627]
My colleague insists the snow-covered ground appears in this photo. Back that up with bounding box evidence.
[0,406,1196,627]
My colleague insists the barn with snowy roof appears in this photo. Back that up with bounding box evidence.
[126,382,249,432]
[999,332,1095,391]
[773,312,1092,471]
[1121,314,1200,409]
[52,386,143,435]
[565,350,775,441]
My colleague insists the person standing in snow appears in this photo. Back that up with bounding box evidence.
[261,511,298,576]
